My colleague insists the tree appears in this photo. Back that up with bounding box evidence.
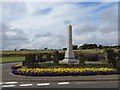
[44,47,48,50]
[63,48,67,50]
[80,43,97,49]
[98,45,103,49]
[73,45,78,50]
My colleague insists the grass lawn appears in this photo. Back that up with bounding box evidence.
[0,56,25,63]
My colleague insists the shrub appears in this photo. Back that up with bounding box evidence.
[106,49,116,66]
[53,51,59,64]
[25,54,36,66]
[84,53,99,61]
[58,53,64,60]
[36,53,42,62]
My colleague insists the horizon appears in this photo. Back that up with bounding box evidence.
[1,43,119,51]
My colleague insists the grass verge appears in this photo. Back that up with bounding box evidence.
[0,56,25,63]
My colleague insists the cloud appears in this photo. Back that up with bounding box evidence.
[74,24,99,36]
[98,3,118,23]
[33,32,66,49]
[35,32,52,38]
[25,2,57,15]
[1,2,118,50]
[2,23,30,50]
[2,2,26,23]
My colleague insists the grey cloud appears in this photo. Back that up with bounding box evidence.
[2,23,30,50]
[100,25,117,34]
[95,33,118,45]
[75,32,117,46]
[35,31,52,38]
[2,2,118,49]
[98,5,117,27]
[63,20,71,25]
[75,24,99,36]
[2,2,26,22]
[74,5,118,46]
[51,34,66,47]
[97,6,118,35]
[98,7,117,23]
[33,33,66,49]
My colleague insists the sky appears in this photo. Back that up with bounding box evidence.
[1,1,118,50]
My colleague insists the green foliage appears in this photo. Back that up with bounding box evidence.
[73,45,78,50]
[114,50,120,71]
[36,53,42,62]
[80,43,97,49]
[105,49,120,71]
[84,53,99,61]
[47,53,52,61]
[78,53,85,64]
[25,54,36,66]
[106,49,116,67]
[58,53,64,60]
[25,63,112,68]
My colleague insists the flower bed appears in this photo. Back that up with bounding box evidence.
[11,64,120,76]
[11,64,22,69]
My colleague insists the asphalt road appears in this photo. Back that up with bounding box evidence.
[1,62,120,88]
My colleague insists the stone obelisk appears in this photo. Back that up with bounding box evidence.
[62,24,77,63]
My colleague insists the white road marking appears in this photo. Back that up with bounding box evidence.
[0,82,3,85]
[4,82,18,84]
[20,84,33,87]
[2,85,16,87]
[58,82,69,85]
[37,83,50,86]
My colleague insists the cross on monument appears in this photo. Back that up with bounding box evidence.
[62,24,78,63]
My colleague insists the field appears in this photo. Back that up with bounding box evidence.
[0,49,119,63]
[1,49,119,55]
[0,56,25,63]
[0,49,106,56]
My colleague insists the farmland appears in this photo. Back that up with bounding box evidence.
[0,49,108,56]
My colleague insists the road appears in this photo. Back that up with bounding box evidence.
[1,62,120,88]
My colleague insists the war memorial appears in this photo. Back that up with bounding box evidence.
[11,25,120,77]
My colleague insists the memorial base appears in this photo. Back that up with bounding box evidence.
[62,59,78,63]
